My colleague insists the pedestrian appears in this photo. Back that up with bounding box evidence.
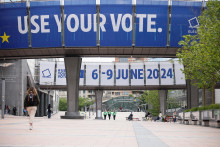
[24,87,40,130]
[173,111,177,123]
[113,110,117,120]
[13,106,17,115]
[8,106,11,114]
[128,112,133,121]
[103,109,107,120]
[47,104,52,119]
[108,110,111,120]
[159,111,162,122]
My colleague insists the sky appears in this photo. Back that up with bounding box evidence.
[57,57,176,62]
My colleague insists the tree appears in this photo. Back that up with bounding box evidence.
[59,97,94,111]
[177,0,220,105]
[138,90,160,116]
[59,98,67,111]
[79,97,94,111]
[167,97,180,109]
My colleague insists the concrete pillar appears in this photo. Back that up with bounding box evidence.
[44,93,47,116]
[61,57,84,119]
[186,80,199,109]
[95,90,103,119]
[48,91,50,104]
[40,92,44,117]
[159,90,167,116]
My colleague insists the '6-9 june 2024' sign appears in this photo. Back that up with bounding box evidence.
[40,61,186,86]
[0,0,203,49]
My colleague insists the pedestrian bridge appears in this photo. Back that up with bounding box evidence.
[0,0,204,59]
[39,60,186,90]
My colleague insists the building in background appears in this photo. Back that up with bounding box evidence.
[0,58,59,116]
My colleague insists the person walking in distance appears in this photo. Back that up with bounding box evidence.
[24,87,40,130]
[47,104,52,119]
[103,109,107,120]
[108,110,111,120]
[113,110,117,120]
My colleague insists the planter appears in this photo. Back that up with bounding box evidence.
[178,112,184,119]
[191,111,200,120]
[201,110,213,120]
[214,109,220,120]
[184,112,191,120]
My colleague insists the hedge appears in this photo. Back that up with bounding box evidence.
[184,104,220,112]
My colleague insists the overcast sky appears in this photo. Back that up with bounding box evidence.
[57,57,174,62]
[82,57,115,62]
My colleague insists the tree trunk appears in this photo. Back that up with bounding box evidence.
[203,86,206,106]
[212,78,216,104]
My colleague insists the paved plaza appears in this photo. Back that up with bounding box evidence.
[0,112,220,147]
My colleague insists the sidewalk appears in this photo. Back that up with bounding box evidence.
[0,112,220,147]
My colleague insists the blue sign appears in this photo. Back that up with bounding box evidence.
[100,0,132,46]
[135,0,168,47]
[64,0,96,47]
[0,0,204,49]
[42,69,51,78]
[170,1,202,47]
[0,3,28,49]
[58,69,66,78]
[30,1,61,48]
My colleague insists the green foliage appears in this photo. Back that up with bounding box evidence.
[138,90,160,116]
[208,104,220,110]
[197,106,209,111]
[129,94,134,97]
[177,0,220,105]
[190,107,199,112]
[167,97,181,109]
[79,97,94,111]
[184,104,220,112]
[184,109,191,112]
[59,98,67,111]
[59,97,94,111]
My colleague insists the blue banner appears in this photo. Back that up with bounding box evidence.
[170,1,202,47]
[100,0,132,46]
[135,0,168,47]
[0,3,28,49]
[64,0,96,47]
[30,1,61,48]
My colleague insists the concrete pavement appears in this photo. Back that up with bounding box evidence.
[0,112,220,147]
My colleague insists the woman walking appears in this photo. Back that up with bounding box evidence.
[24,87,40,130]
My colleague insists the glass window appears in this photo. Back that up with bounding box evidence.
[115,92,120,95]
[119,58,128,62]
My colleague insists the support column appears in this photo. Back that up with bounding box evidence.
[61,57,84,119]
[186,80,199,109]
[159,90,167,116]
[1,78,5,119]
[40,92,44,117]
[48,91,50,104]
[44,94,47,116]
[95,90,103,120]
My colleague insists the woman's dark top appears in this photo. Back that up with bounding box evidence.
[48,105,52,113]
[24,94,40,108]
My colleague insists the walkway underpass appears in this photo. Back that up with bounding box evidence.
[102,96,141,112]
